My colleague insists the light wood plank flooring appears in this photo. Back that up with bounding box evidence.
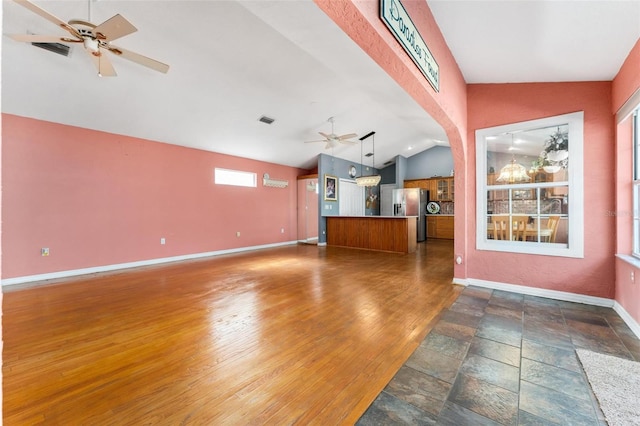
[3,240,459,425]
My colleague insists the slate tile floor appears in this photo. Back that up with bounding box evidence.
[357,286,640,425]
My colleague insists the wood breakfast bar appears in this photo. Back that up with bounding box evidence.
[326,216,417,254]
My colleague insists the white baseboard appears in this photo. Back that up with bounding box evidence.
[461,277,640,340]
[465,278,614,307]
[613,301,640,340]
[452,277,469,286]
[1,241,299,286]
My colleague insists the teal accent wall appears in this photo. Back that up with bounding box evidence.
[317,154,380,243]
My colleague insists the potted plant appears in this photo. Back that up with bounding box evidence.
[543,128,568,162]
[531,157,560,174]
[532,128,568,174]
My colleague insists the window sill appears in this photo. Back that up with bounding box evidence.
[616,254,640,269]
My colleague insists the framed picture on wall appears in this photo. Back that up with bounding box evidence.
[324,174,338,201]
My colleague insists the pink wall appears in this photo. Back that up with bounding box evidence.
[467,82,616,298]
[612,39,640,113]
[315,0,470,276]
[2,114,304,279]
[613,38,640,325]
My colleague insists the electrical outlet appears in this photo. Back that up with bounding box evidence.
[41,247,49,256]
[281,228,285,233]
[236,231,241,237]
[631,271,635,283]
[160,238,166,245]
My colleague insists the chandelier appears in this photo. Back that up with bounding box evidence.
[496,134,531,183]
[496,158,531,183]
[355,131,381,187]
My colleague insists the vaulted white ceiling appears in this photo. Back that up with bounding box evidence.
[2,1,639,170]
[428,0,640,84]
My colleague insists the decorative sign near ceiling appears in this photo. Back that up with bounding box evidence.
[380,0,439,92]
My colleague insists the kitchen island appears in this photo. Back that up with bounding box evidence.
[326,216,417,254]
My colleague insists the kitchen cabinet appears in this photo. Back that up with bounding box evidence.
[487,173,511,200]
[427,215,454,240]
[427,216,437,238]
[403,179,429,189]
[404,177,453,201]
[427,179,438,198]
[435,178,454,201]
[548,169,568,196]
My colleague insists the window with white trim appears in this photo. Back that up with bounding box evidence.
[214,168,256,187]
[633,110,640,257]
[476,112,584,258]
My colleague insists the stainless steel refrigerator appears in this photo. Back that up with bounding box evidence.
[392,188,428,242]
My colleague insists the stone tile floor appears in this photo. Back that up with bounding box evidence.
[357,286,640,425]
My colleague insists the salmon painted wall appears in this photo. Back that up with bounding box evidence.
[613,38,640,326]
[612,38,640,113]
[315,0,470,277]
[2,114,303,279]
[467,82,615,298]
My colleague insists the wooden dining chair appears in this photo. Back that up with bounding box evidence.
[511,215,530,241]
[545,215,560,242]
[491,216,511,240]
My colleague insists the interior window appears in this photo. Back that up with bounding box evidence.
[476,112,584,258]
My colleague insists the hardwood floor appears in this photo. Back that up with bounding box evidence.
[3,240,460,425]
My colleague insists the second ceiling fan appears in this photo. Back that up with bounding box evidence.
[305,117,358,150]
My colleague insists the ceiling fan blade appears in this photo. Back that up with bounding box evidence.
[304,140,327,144]
[337,133,358,140]
[9,34,81,43]
[92,14,137,42]
[318,132,331,139]
[88,50,117,77]
[107,45,169,73]
[13,0,82,39]
[339,140,358,145]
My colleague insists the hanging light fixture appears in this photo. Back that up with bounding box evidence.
[496,134,531,183]
[355,131,381,187]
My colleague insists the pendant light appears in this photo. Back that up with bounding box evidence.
[496,134,531,183]
[355,131,381,187]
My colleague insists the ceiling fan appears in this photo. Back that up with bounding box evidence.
[8,0,169,77]
[305,117,358,149]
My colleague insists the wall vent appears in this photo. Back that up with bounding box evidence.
[384,160,394,166]
[258,115,275,125]
[32,42,71,57]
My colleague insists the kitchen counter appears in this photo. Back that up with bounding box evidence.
[326,216,417,254]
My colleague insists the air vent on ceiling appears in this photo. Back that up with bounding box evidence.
[384,160,395,166]
[258,115,275,125]
[32,41,71,57]
[365,152,374,157]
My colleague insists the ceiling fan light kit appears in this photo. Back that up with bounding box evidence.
[304,117,358,150]
[9,0,170,77]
